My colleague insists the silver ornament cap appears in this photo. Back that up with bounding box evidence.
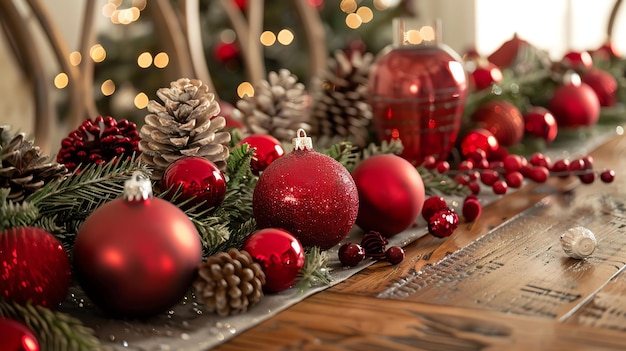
[560,226,597,259]
[123,171,153,201]
[292,128,313,151]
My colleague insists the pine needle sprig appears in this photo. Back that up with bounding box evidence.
[226,144,255,186]
[360,139,404,161]
[209,217,257,256]
[418,166,471,197]
[0,299,110,351]
[0,189,39,230]
[322,141,360,171]
[296,246,332,293]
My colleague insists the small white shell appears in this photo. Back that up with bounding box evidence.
[560,226,597,259]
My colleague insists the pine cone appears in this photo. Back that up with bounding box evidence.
[310,50,374,149]
[57,116,141,172]
[139,78,231,180]
[0,126,67,202]
[194,248,266,317]
[233,69,311,143]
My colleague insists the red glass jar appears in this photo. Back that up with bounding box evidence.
[368,18,468,165]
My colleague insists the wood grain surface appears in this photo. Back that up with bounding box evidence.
[215,131,626,350]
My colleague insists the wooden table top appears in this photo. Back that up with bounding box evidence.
[216,131,626,351]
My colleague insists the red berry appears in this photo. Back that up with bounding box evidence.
[428,209,459,238]
[503,154,523,173]
[458,160,474,171]
[529,166,550,183]
[468,149,487,163]
[468,181,481,195]
[492,180,508,194]
[551,159,570,178]
[422,155,437,169]
[462,199,482,222]
[338,242,365,267]
[581,155,594,169]
[504,171,524,188]
[489,161,504,169]
[467,171,480,181]
[422,196,448,221]
[436,161,450,174]
[385,246,405,265]
[480,169,500,186]
[569,158,585,172]
[600,169,615,183]
[529,152,551,168]
[454,174,470,185]
[579,172,596,184]
[474,158,490,169]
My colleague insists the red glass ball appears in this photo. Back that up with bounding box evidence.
[472,100,525,147]
[460,128,500,158]
[162,156,227,211]
[524,106,558,143]
[243,228,305,292]
[0,227,71,309]
[470,63,503,90]
[0,318,40,351]
[428,209,459,237]
[422,196,448,221]
[582,68,618,107]
[352,154,425,237]
[549,80,600,128]
[239,134,285,175]
[214,42,240,63]
[73,196,203,317]
[562,51,593,70]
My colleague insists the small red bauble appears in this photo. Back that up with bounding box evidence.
[462,198,482,222]
[243,228,305,292]
[338,242,366,267]
[460,128,500,159]
[0,227,71,309]
[214,41,240,63]
[161,156,226,211]
[422,196,448,221]
[582,68,618,107]
[524,107,558,143]
[253,130,359,250]
[562,51,593,70]
[0,318,40,351]
[239,134,285,175]
[74,173,202,317]
[471,100,525,147]
[549,75,600,128]
[385,246,405,265]
[470,62,503,91]
[428,209,459,238]
[352,154,425,237]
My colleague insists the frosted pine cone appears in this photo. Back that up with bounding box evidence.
[233,69,311,143]
[139,78,231,179]
[310,50,374,149]
[1,126,67,202]
[194,248,266,317]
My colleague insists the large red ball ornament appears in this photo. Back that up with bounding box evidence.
[253,130,359,250]
[74,172,202,318]
[0,318,40,351]
[523,106,558,144]
[471,100,525,147]
[582,68,618,107]
[239,134,285,175]
[549,74,600,128]
[0,227,71,309]
[161,156,226,211]
[242,228,305,292]
[351,154,425,237]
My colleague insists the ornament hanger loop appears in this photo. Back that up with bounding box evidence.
[292,128,313,151]
[124,171,153,201]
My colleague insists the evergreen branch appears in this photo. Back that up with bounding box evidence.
[0,299,110,351]
[360,139,404,161]
[418,166,470,197]
[210,217,257,256]
[321,141,359,171]
[0,189,39,230]
[296,246,332,293]
[226,144,255,185]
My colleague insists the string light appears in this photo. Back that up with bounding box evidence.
[101,79,116,96]
[103,0,144,25]
[260,31,276,46]
[340,0,357,13]
[90,44,106,63]
[420,26,436,41]
[237,82,254,98]
[134,92,149,109]
[69,51,82,66]
[345,13,362,29]
[54,73,69,89]
[220,29,237,44]
[277,29,294,45]
[137,52,152,68]
[154,52,169,68]
[356,7,373,23]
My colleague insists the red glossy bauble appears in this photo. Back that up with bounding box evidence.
[549,77,600,128]
[161,156,226,211]
[74,173,202,317]
[253,133,359,250]
[214,42,240,63]
[242,228,305,292]
[239,134,285,175]
[0,318,40,351]
[0,227,71,309]
[216,100,243,129]
[523,106,558,143]
[471,100,525,147]
[351,154,425,237]
[470,62,503,91]
[582,68,618,107]
[459,128,500,158]
[562,51,593,70]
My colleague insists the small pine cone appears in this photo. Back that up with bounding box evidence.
[233,69,311,143]
[57,116,141,172]
[194,248,266,317]
[360,231,388,260]
[1,126,67,202]
[139,78,231,180]
[310,50,374,149]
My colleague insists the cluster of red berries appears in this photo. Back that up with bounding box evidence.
[338,231,405,267]
[422,150,615,196]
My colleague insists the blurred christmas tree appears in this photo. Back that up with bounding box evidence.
[92,0,413,125]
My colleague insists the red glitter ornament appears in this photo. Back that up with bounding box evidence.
[239,134,285,175]
[161,156,226,211]
[73,172,202,317]
[243,228,305,292]
[462,199,482,222]
[0,227,71,309]
[428,209,459,238]
[471,100,525,147]
[0,318,40,351]
[523,106,558,143]
[549,73,600,128]
[253,130,359,250]
[57,116,140,172]
[352,154,425,237]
